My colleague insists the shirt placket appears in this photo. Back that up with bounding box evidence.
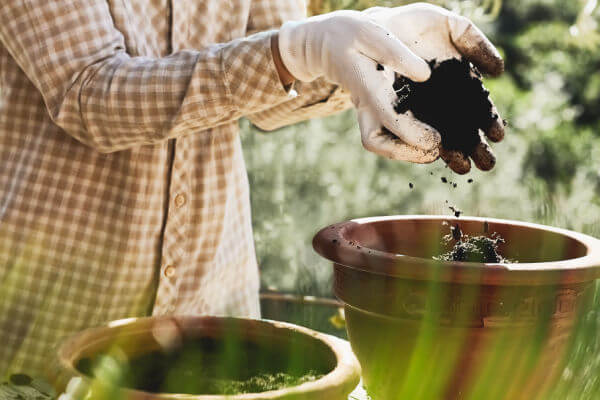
[153,0,191,316]
[153,138,191,315]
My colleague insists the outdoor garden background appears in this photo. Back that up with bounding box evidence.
[243,0,600,398]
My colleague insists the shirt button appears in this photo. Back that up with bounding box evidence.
[164,265,176,278]
[174,193,186,208]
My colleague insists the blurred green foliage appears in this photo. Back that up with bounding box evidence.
[242,1,600,398]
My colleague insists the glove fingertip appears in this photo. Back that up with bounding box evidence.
[387,51,431,82]
[408,58,432,82]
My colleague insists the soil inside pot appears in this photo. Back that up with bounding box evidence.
[384,58,496,157]
[76,337,327,395]
[435,233,508,263]
[434,223,512,263]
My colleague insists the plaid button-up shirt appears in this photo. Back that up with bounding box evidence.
[0,0,351,377]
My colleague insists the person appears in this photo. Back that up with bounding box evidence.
[0,0,505,379]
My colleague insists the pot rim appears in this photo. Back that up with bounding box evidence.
[313,215,600,286]
[58,316,361,400]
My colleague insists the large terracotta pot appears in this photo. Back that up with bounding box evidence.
[313,216,600,400]
[58,316,360,400]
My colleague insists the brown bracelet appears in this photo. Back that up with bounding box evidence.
[271,33,296,87]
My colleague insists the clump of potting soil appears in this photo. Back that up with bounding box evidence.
[384,58,496,158]
[434,222,512,263]
[435,232,508,263]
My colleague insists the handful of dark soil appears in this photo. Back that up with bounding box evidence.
[386,58,497,158]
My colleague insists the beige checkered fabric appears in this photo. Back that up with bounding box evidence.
[0,0,352,378]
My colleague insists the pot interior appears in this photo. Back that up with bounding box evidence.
[68,318,336,395]
[344,217,588,263]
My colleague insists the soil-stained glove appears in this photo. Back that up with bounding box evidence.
[278,10,441,163]
[365,3,506,174]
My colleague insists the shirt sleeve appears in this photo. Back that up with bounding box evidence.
[0,0,295,153]
[245,0,354,131]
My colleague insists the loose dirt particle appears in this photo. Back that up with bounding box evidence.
[449,206,462,218]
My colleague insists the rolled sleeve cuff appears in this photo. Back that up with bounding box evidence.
[248,78,353,131]
[221,30,297,115]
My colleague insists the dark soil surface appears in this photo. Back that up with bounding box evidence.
[385,58,496,157]
[77,337,327,395]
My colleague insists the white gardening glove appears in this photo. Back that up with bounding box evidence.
[365,3,506,174]
[278,10,441,163]
[58,377,89,400]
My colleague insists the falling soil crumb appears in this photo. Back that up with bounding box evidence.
[468,179,474,183]
[452,183,457,188]
[449,206,462,218]
[376,63,384,71]
[441,177,448,183]
[409,183,414,189]
[384,58,496,160]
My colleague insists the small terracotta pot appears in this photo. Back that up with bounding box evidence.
[313,216,600,400]
[58,316,360,400]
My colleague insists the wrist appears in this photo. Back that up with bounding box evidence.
[271,33,296,87]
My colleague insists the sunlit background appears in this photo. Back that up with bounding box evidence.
[246,0,600,295]
[244,0,600,398]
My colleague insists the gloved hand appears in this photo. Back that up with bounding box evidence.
[57,377,88,400]
[365,3,506,174]
[278,10,441,163]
